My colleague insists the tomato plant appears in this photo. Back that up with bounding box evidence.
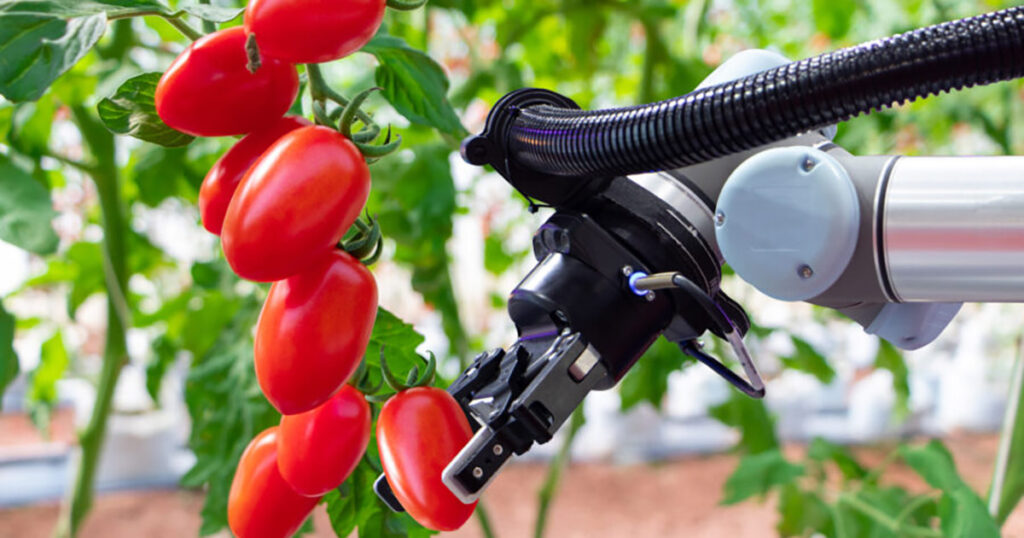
[222,125,371,282]
[278,384,372,496]
[377,386,477,531]
[228,426,321,538]
[155,27,299,137]
[255,250,377,414]
[245,0,386,63]
[199,115,311,235]
[4,1,1024,538]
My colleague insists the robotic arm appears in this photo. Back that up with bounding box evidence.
[376,6,1024,508]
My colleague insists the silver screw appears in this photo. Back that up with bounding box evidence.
[645,292,656,302]
[473,467,484,479]
[799,265,814,279]
[802,157,816,172]
[622,266,634,277]
[493,444,504,456]
[714,211,726,226]
[695,340,705,349]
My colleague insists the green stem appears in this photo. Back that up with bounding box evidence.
[107,11,203,41]
[55,108,130,538]
[638,19,659,104]
[989,336,1024,521]
[839,493,942,538]
[164,16,203,41]
[306,64,377,128]
[197,0,217,34]
[475,502,497,538]
[533,407,585,538]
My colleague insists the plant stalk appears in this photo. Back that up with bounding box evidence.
[533,407,585,538]
[988,336,1024,521]
[475,502,497,538]
[196,0,217,34]
[55,108,130,538]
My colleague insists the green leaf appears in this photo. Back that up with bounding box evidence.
[721,449,804,505]
[363,307,433,388]
[941,487,1001,538]
[874,339,910,417]
[812,0,856,40]
[902,440,1000,538]
[27,329,69,433]
[97,72,195,147]
[26,241,105,316]
[709,389,778,454]
[145,335,176,404]
[176,4,243,23]
[0,153,59,254]
[0,300,18,411]
[9,95,57,157]
[619,336,688,411]
[776,483,833,537]
[901,440,965,492]
[182,296,279,535]
[780,336,835,384]
[0,1,168,18]
[483,234,519,275]
[128,145,190,206]
[369,140,466,356]
[807,437,867,481]
[0,9,106,101]
[362,33,466,137]
[992,356,1024,523]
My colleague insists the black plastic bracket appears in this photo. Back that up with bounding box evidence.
[460,88,596,208]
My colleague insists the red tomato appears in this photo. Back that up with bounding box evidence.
[228,427,320,538]
[221,125,370,282]
[244,0,385,64]
[155,27,299,137]
[377,387,477,531]
[278,385,371,496]
[255,250,377,415]
[199,116,310,235]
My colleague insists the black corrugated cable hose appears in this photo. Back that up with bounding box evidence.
[507,6,1024,178]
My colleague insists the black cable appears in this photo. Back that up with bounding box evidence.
[506,7,1024,178]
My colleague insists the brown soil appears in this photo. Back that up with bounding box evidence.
[1,434,1021,538]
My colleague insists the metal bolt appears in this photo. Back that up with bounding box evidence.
[645,292,656,302]
[472,467,484,479]
[801,157,816,172]
[714,211,726,226]
[695,339,705,349]
[622,266,634,277]
[798,265,814,279]
[493,444,504,456]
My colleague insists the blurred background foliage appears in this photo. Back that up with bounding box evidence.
[2,0,1024,536]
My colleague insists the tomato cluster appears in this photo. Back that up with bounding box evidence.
[154,1,476,535]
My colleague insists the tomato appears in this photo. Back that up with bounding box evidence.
[199,116,311,235]
[278,385,371,496]
[255,250,377,415]
[228,427,320,538]
[244,0,385,64]
[155,27,299,137]
[221,125,370,282]
[377,387,477,531]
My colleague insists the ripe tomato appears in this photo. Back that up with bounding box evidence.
[228,427,320,538]
[155,26,299,137]
[221,125,370,282]
[244,0,385,64]
[255,250,377,415]
[199,116,310,235]
[278,385,371,496]
[377,387,477,531]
